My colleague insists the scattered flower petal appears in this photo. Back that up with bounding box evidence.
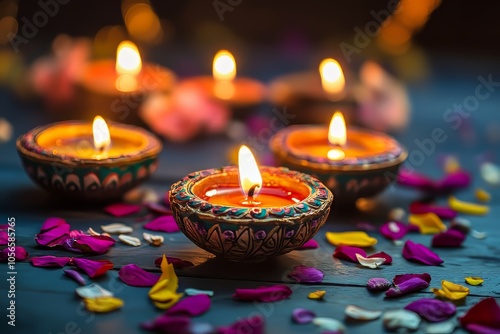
[393,273,432,285]
[475,188,491,203]
[312,317,346,333]
[355,253,385,269]
[308,290,326,299]
[451,217,471,234]
[443,156,461,174]
[386,277,430,298]
[233,285,292,302]
[217,315,265,334]
[459,297,500,333]
[83,297,124,313]
[368,252,393,265]
[355,222,376,231]
[480,162,500,186]
[155,256,194,269]
[383,309,421,331]
[184,288,214,297]
[72,258,113,278]
[104,203,141,217]
[166,295,211,317]
[448,196,489,215]
[35,218,71,247]
[403,240,443,265]
[0,231,7,245]
[471,229,487,239]
[143,232,164,246]
[388,208,406,221]
[432,229,466,247]
[465,277,484,286]
[326,231,377,247]
[100,223,133,234]
[397,170,471,193]
[288,265,324,283]
[292,308,316,324]
[367,278,391,291]
[426,320,456,334]
[119,264,160,287]
[431,280,469,300]
[408,213,447,234]
[142,315,191,334]
[64,269,87,286]
[118,234,141,247]
[65,233,116,254]
[439,170,472,192]
[380,221,407,240]
[75,283,113,299]
[345,305,382,320]
[149,255,183,309]
[410,202,457,220]
[0,246,28,261]
[144,216,180,233]
[333,245,366,263]
[40,217,68,232]
[31,255,71,267]
[405,298,456,322]
[145,202,172,215]
[298,239,319,249]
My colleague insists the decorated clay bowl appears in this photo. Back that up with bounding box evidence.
[170,166,333,262]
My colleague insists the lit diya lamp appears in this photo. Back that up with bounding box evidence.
[270,111,407,206]
[16,116,162,201]
[170,145,333,262]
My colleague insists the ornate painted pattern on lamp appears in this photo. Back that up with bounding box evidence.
[170,166,333,262]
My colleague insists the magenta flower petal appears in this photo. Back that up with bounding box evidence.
[64,269,87,286]
[41,217,68,232]
[66,234,116,254]
[405,298,456,322]
[432,229,466,247]
[292,308,316,324]
[0,246,28,261]
[144,216,179,233]
[403,240,443,265]
[393,273,431,285]
[368,252,392,265]
[438,170,471,192]
[104,203,141,217]
[397,170,437,191]
[155,256,194,269]
[333,245,367,263]
[397,170,471,193]
[217,315,265,334]
[72,258,113,278]
[0,231,8,245]
[142,315,191,334]
[31,255,71,267]
[380,221,407,240]
[459,297,500,333]
[410,202,457,220]
[119,264,160,287]
[298,239,319,250]
[35,223,71,247]
[385,277,429,298]
[166,295,211,317]
[233,285,292,302]
[287,265,324,283]
[145,202,172,215]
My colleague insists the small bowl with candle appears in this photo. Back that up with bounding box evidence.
[170,145,333,262]
[270,112,407,207]
[16,116,162,202]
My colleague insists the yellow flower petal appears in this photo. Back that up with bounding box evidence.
[475,189,491,203]
[325,231,377,247]
[148,254,183,310]
[432,280,470,300]
[448,196,489,215]
[465,276,484,286]
[308,290,326,300]
[444,156,460,174]
[83,297,124,313]
[408,213,446,234]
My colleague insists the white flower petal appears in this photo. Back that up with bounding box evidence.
[345,305,382,320]
[356,253,386,269]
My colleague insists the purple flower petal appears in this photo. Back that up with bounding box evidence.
[104,203,141,217]
[66,234,116,254]
[385,277,430,298]
[141,315,191,334]
[397,170,471,193]
[155,256,194,269]
[145,202,172,215]
[292,308,316,324]
[31,255,71,267]
[380,221,407,240]
[397,170,437,192]
[333,245,367,263]
[64,269,87,286]
[405,298,456,322]
[233,285,292,302]
[298,239,319,250]
[410,202,457,220]
[460,297,500,333]
[72,258,113,278]
[367,277,392,291]
[166,295,211,317]
[0,231,8,245]
[0,246,28,261]
[35,222,71,247]
[287,265,324,283]
[144,216,180,233]
[438,170,471,192]
[40,217,68,232]
[432,229,466,247]
[356,222,376,231]
[217,315,265,334]
[119,264,160,287]
[368,252,392,265]
[403,240,443,265]
[393,273,432,285]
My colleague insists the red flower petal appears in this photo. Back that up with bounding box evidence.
[292,308,316,324]
[233,285,292,302]
[145,202,172,215]
[154,256,194,269]
[66,234,116,254]
[0,231,8,245]
[405,298,456,322]
[410,202,457,220]
[287,265,324,283]
[104,203,141,217]
[379,221,407,240]
[432,229,466,247]
[144,216,179,233]
[403,240,443,265]
[0,246,28,261]
[166,295,211,317]
[459,298,500,333]
[72,258,113,278]
[298,239,319,250]
[119,264,160,287]
[385,277,429,298]
[217,315,265,334]
[393,273,431,285]
[31,255,71,267]
[64,269,87,286]
[368,252,392,265]
[333,245,367,263]
[141,315,191,334]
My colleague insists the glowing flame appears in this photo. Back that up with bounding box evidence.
[319,58,345,95]
[238,145,262,199]
[116,40,142,75]
[327,112,346,161]
[213,50,236,81]
[93,116,111,152]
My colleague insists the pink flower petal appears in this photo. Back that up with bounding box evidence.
[393,273,432,285]
[104,203,141,217]
[72,258,113,278]
[380,221,407,240]
[432,229,466,247]
[368,252,392,265]
[217,315,265,334]
[0,246,28,261]
[66,234,116,254]
[166,295,211,317]
[233,285,292,302]
[145,202,172,215]
[31,255,71,267]
[119,264,160,287]
[64,269,87,286]
[333,245,367,263]
[438,170,471,192]
[292,308,316,324]
[298,239,319,250]
[141,315,191,334]
[403,240,443,266]
[397,170,471,193]
[356,222,376,231]
[459,297,500,333]
[155,256,194,269]
[144,216,179,233]
[287,265,324,283]
[385,277,430,298]
[0,231,9,245]
[367,277,392,291]
[410,202,457,220]
[405,298,456,322]
[397,170,437,191]
[35,222,71,247]
[41,217,68,232]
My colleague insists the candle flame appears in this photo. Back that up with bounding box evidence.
[328,111,347,146]
[213,50,236,81]
[116,41,142,75]
[319,58,345,95]
[93,116,111,152]
[238,145,262,199]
